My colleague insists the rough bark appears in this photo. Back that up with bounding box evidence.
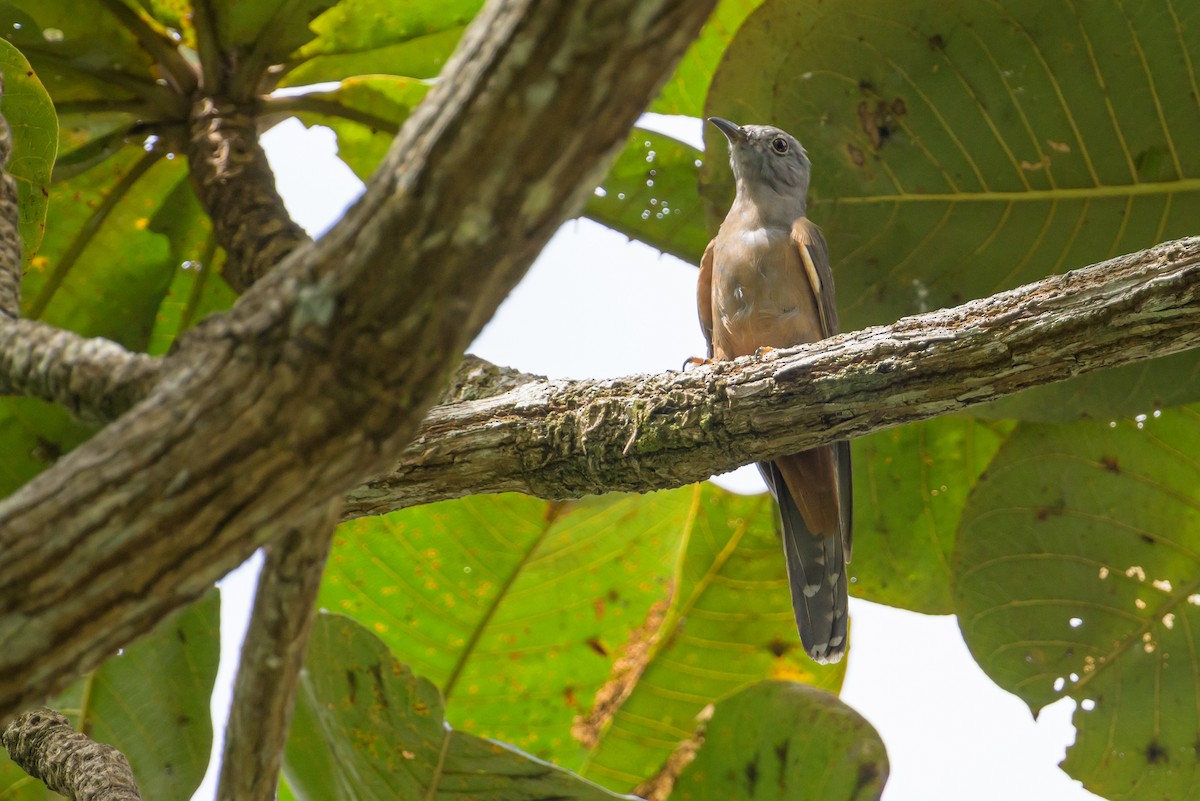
[0,74,19,320]
[345,236,1200,515]
[2,708,142,801]
[215,503,338,801]
[0,0,717,722]
[187,96,310,292]
[0,319,160,422]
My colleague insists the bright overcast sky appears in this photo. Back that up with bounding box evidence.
[190,116,1100,801]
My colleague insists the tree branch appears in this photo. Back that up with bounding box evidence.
[0,74,20,320]
[344,236,1200,515]
[0,319,160,422]
[2,708,142,801]
[0,0,716,722]
[186,96,310,292]
[215,503,339,801]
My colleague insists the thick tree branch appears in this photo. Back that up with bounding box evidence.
[0,0,716,722]
[0,319,160,422]
[186,96,310,292]
[344,236,1200,515]
[216,503,338,801]
[2,708,142,801]
[0,74,19,320]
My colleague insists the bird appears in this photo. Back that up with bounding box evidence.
[698,117,852,664]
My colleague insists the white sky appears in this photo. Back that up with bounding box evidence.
[189,117,1100,801]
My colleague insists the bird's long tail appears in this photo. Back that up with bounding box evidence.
[759,459,849,664]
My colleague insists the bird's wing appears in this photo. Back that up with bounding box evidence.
[792,217,839,337]
[697,238,715,358]
[793,217,853,564]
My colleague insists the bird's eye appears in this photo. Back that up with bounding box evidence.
[770,137,789,154]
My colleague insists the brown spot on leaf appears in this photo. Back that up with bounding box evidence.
[857,98,903,150]
[346,669,358,704]
[585,637,609,657]
[1047,139,1071,153]
[856,761,883,794]
[1100,455,1120,473]
[848,143,866,166]
[1145,739,1168,765]
[928,33,946,51]
[1020,156,1050,172]
[745,756,760,795]
[572,587,674,747]
[766,636,793,657]
[633,702,710,801]
[563,686,578,707]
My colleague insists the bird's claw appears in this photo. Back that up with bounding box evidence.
[681,356,712,371]
[754,345,777,358]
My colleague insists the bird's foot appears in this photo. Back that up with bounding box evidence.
[681,356,712,371]
[754,345,777,358]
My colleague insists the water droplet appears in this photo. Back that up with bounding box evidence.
[1069,617,1082,628]
[1081,699,1096,711]
[1053,677,1065,692]
[593,186,607,198]
[616,192,625,200]
[43,27,64,42]
[645,179,654,187]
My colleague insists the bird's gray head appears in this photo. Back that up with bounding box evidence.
[709,117,811,205]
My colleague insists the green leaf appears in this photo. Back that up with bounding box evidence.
[850,417,1012,613]
[0,591,219,801]
[1,1,158,105]
[673,681,888,801]
[953,408,1200,799]
[213,0,338,66]
[284,613,630,801]
[0,397,95,499]
[0,37,57,257]
[576,487,844,790]
[281,0,482,87]
[585,129,708,265]
[703,0,1200,415]
[651,0,764,117]
[22,149,185,349]
[973,349,1200,422]
[321,491,690,758]
[145,177,235,355]
[320,485,843,792]
[284,75,428,180]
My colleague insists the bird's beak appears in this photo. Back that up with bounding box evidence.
[708,117,745,144]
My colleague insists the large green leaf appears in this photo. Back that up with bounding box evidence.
[283,613,630,801]
[702,0,1200,413]
[585,129,708,265]
[0,591,219,801]
[973,349,1200,422]
[322,491,689,756]
[213,0,339,69]
[320,485,843,792]
[850,416,1012,613]
[576,488,844,790]
[954,408,1200,799]
[672,681,888,801]
[280,0,482,87]
[22,150,183,347]
[0,37,56,258]
[0,2,156,106]
[650,0,764,117]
